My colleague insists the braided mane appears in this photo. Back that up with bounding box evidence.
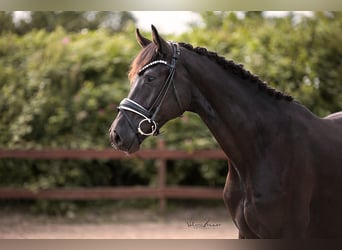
[129,42,293,102]
[179,42,293,101]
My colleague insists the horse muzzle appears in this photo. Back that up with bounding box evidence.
[109,114,141,154]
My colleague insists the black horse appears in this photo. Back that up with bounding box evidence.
[109,25,342,238]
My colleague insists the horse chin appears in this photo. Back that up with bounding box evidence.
[127,140,140,154]
[117,137,140,154]
[113,141,140,154]
[110,131,141,154]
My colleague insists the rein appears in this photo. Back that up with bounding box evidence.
[118,42,182,139]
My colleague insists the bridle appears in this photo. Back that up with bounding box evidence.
[118,42,182,139]
[117,42,183,141]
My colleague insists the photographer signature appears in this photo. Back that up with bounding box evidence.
[186,216,221,229]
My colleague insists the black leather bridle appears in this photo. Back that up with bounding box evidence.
[117,42,183,140]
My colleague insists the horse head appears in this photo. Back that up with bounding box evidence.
[109,25,191,153]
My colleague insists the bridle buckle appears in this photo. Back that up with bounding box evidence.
[137,118,158,136]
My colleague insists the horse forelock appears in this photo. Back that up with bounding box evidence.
[128,43,158,83]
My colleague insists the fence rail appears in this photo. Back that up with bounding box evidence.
[0,148,227,160]
[0,141,227,210]
[0,187,223,200]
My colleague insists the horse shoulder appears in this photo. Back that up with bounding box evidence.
[223,161,259,238]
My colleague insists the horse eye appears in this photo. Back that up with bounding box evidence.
[146,75,155,83]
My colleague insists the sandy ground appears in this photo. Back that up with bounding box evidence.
[0,206,238,239]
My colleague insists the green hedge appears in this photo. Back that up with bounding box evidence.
[0,25,223,207]
[0,27,135,149]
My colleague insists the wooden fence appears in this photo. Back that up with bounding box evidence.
[0,140,227,210]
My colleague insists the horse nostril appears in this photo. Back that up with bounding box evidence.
[110,130,122,149]
[114,131,122,145]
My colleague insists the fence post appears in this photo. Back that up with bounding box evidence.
[157,139,167,212]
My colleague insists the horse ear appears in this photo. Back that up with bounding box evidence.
[151,24,169,55]
[136,28,151,48]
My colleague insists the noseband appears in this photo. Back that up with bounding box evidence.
[117,42,183,139]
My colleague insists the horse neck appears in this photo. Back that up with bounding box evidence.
[184,51,295,169]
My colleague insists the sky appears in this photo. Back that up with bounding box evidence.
[131,11,202,34]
